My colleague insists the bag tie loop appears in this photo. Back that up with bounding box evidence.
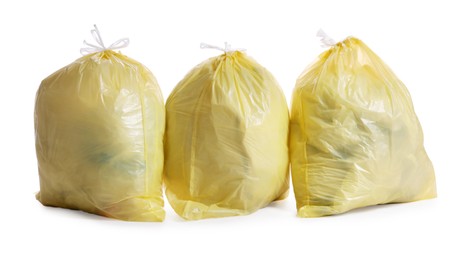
[80,25,129,55]
[317,29,336,48]
[200,42,246,53]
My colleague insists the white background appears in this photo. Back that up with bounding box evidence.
[0,0,461,259]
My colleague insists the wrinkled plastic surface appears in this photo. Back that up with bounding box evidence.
[35,50,165,221]
[290,37,436,217]
[165,51,289,220]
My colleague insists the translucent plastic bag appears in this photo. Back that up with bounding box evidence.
[290,33,436,217]
[165,43,289,220]
[35,26,165,221]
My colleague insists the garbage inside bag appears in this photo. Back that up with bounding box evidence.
[290,33,437,217]
[164,43,290,220]
[35,26,165,221]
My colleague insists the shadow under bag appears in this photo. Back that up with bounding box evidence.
[290,37,437,217]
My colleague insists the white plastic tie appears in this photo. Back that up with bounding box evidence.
[317,29,337,48]
[80,25,130,55]
[200,42,246,53]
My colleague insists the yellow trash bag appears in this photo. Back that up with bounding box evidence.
[35,26,165,221]
[290,31,437,217]
[165,43,289,220]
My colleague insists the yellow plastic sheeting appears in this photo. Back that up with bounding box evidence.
[165,51,289,220]
[290,37,436,217]
[35,50,165,221]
